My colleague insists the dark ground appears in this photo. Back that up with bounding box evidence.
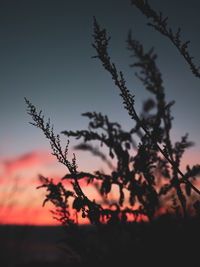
[1,215,200,267]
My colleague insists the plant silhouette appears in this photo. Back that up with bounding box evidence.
[25,1,200,265]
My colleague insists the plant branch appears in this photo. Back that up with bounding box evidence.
[92,17,200,196]
[131,0,200,78]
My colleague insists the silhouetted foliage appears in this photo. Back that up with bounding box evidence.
[131,0,200,78]
[25,1,200,227]
[24,2,200,266]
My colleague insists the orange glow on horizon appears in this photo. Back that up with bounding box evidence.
[0,149,200,226]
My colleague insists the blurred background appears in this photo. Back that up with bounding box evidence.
[0,0,200,226]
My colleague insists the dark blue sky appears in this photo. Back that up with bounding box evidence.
[1,0,200,160]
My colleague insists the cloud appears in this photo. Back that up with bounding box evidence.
[2,150,54,176]
[0,150,100,225]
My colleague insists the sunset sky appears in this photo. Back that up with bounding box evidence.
[1,0,200,225]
